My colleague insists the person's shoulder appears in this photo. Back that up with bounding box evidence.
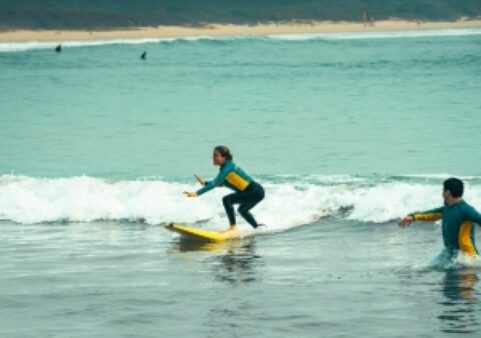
[460,200,478,212]
[231,161,244,171]
[222,161,235,171]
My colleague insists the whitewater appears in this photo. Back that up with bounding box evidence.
[2,174,481,226]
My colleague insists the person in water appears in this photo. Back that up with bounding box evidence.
[184,146,265,232]
[399,178,481,258]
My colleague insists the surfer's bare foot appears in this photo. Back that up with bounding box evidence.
[220,225,237,233]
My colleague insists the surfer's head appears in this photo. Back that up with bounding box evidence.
[443,177,464,204]
[213,145,233,165]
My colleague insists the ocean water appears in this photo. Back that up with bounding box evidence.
[1,29,481,337]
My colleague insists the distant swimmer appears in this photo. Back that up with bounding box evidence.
[55,44,62,53]
[141,51,147,60]
[184,146,265,232]
[399,178,481,259]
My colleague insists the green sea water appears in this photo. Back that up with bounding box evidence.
[1,30,481,179]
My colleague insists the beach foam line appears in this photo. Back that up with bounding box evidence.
[1,28,480,53]
[267,28,481,40]
[2,174,481,227]
[0,36,210,52]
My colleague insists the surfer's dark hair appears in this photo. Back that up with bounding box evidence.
[214,145,233,161]
[443,178,464,198]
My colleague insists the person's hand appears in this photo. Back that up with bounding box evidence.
[194,174,206,186]
[399,215,415,228]
[184,191,198,198]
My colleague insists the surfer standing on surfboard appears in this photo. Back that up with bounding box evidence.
[184,145,265,232]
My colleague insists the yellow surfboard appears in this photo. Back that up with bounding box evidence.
[165,223,240,242]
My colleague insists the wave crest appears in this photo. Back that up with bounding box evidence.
[2,174,481,228]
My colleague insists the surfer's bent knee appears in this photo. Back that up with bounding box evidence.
[222,195,233,206]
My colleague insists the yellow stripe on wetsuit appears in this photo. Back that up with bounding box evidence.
[413,213,443,221]
[226,172,250,191]
[459,221,477,256]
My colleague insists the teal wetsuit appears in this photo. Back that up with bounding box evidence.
[196,161,253,196]
[196,161,264,228]
[410,200,481,256]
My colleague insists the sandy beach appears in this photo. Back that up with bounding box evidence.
[1,19,481,41]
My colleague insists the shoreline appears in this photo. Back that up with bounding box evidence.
[1,19,481,42]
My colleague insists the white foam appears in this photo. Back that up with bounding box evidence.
[267,28,481,41]
[427,250,481,269]
[0,35,219,52]
[1,175,481,228]
[0,175,213,224]
[403,173,481,181]
[1,28,480,53]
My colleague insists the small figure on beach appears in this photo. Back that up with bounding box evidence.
[141,51,147,60]
[55,44,62,53]
[362,11,375,26]
[184,146,265,232]
[399,178,481,259]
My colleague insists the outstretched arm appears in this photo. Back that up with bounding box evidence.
[196,169,229,196]
[184,175,206,197]
[194,174,206,186]
[410,206,444,221]
[399,206,444,228]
